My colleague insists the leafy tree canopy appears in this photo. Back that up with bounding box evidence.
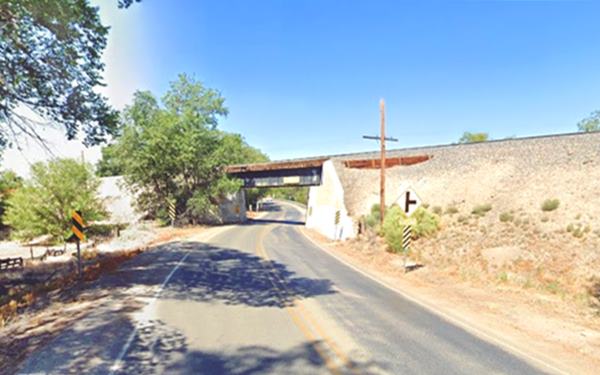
[459,132,489,144]
[0,170,22,198]
[95,144,123,177]
[3,159,106,242]
[0,170,23,228]
[577,110,600,133]
[113,74,267,224]
[0,0,123,149]
[117,0,141,8]
[267,187,309,205]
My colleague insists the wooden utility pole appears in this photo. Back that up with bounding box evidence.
[363,99,398,226]
[379,99,386,226]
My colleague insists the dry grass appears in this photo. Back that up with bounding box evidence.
[0,248,144,328]
[499,212,514,222]
[0,225,203,328]
[472,203,492,217]
[541,199,560,212]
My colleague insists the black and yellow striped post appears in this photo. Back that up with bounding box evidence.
[71,210,85,278]
[167,198,176,227]
[402,225,412,272]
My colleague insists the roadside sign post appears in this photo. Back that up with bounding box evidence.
[398,188,422,272]
[402,225,412,251]
[168,198,176,227]
[334,210,341,240]
[71,210,85,279]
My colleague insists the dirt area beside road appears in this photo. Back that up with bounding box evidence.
[0,225,209,375]
[301,227,600,375]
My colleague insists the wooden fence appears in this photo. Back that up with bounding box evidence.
[0,257,24,271]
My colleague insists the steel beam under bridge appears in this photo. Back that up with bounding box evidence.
[226,158,326,188]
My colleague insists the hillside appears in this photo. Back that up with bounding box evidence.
[336,132,600,311]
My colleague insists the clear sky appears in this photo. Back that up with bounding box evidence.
[3,0,600,175]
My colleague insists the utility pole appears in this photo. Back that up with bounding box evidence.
[363,99,398,225]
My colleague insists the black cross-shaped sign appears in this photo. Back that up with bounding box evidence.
[404,191,417,214]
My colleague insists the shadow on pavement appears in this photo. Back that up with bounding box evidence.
[248,201,305,226]
[11,241,349,374]
[117,318,384,375]
[96,241,335,308]
[249,218,305,226]
[252,202,281,212]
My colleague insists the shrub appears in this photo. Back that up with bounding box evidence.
[459,132,489,143]
[411,207,441,237]
[498,272,508,283]
[381,206,440,253]
[364,204,381,230]
[432,206,443,215]
[545,280,562,295]
[541,199,560,212]
[471,204,492,217]
[382,206,407,253]
[499,212,514,222]
[445,206,459,215]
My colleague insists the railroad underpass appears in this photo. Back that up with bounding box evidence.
[225,153,432,239]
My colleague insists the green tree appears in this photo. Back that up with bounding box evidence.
[268,187,310,205]
[0,170,23,228]
[3,159,106,242]
[96,144,124,177]
[459,132,489,143]
[577,111,600,132]
[0,0,135,150]
[0,170,22,197]
[114,74,265,224]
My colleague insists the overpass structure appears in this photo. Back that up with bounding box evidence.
[226,154,430,188]
[226,158,327,188]
[226,131,600,241]
[226,151,432,240]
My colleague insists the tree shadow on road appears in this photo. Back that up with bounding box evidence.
[248,218,305,226]
[95,241,335,308]
[7,240,342,374]
[117,318,386,375]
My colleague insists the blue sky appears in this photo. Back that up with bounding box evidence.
[4,0,600,174]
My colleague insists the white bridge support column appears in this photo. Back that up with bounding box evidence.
[305,160,355,240]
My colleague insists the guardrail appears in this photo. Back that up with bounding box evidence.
[0,257,24,271]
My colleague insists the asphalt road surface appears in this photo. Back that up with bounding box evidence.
[17,201,554,374]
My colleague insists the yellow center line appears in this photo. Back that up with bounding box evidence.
[255,213,360,375]
[255,224,340,375]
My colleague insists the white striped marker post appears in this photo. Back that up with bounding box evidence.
[402,225,412,272]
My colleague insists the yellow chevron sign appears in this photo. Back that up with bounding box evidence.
[71,210,85,241]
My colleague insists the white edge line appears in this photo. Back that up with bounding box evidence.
[108,226,231,373]
[281,202,569,375]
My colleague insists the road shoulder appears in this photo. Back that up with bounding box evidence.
[298,225,600,375]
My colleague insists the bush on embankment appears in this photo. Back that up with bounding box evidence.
[379,205,440,253]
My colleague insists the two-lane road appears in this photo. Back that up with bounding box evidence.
[18,201,554,374]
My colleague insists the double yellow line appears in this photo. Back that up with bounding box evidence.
[255,223,358,375]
